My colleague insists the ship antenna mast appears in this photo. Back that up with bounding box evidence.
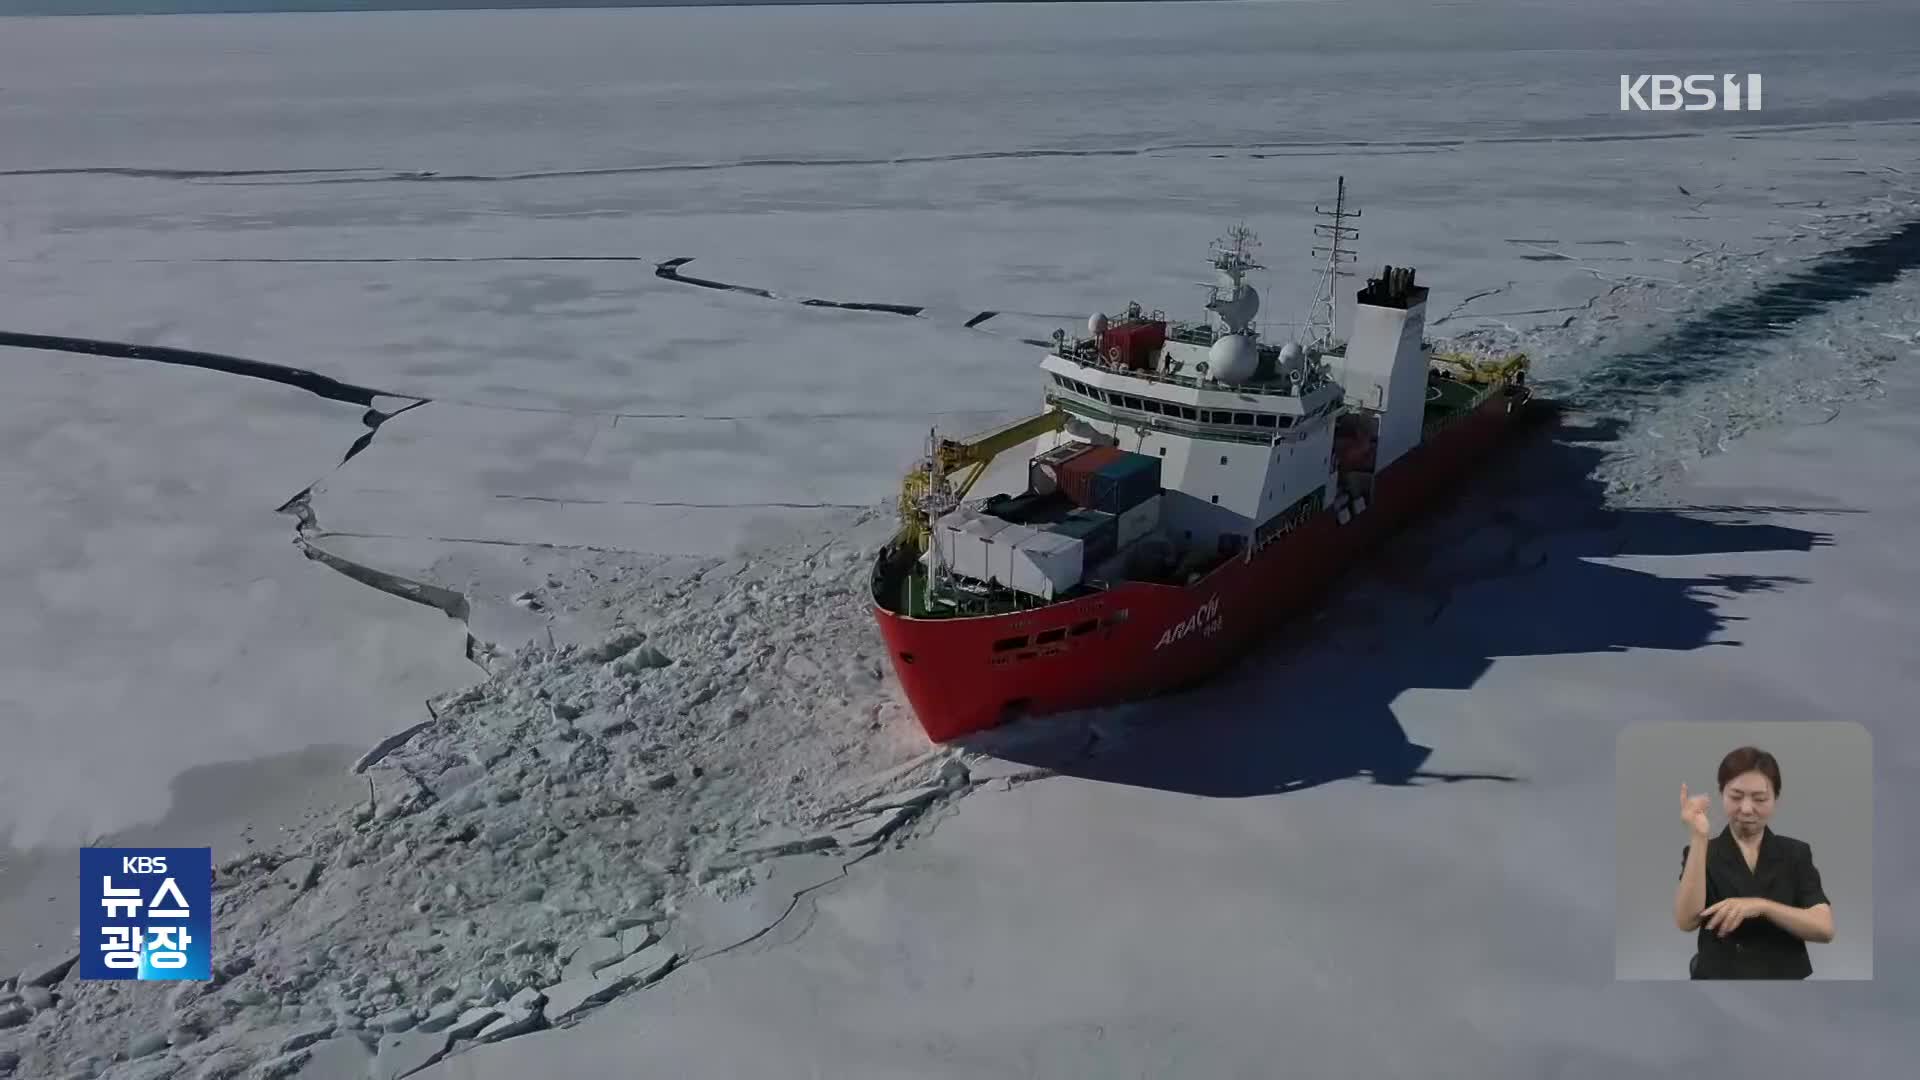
[1307,175,1359,351]
[1202,223,1263,336]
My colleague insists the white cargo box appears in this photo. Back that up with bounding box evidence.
[981,523,1039,590]
[1117,493,1162,547]
[933,511,1085,597]
[933,509,1013,583]
[1007,528,1083,598]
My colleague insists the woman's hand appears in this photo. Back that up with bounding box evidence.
[1700,897,1772,937]
[1681,783,1711,838]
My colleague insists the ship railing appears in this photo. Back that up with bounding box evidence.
[1163,323,1222,347]
[1421,381,1514,439]
[918,568,1110,618]
[1252,489,1325,552]
[1057,340,1334,400]
[1047,392,1331,448]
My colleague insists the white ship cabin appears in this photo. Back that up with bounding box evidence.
[1036,339,1340,558]
[1034,256,1433,563]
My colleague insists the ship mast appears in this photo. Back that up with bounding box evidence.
[1203,224,1263,337]
[1307,175,1359,351]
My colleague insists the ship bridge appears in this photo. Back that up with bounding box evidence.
[1039,350,1341,444]
[1034,347,1342,559]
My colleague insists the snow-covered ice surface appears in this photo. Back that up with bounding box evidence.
[2,1,1918,1076]
[407,343,1920,1080]
[0,343,483,841]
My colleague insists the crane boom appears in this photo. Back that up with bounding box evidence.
[935,409,1073,474]
[897,408,1071,550]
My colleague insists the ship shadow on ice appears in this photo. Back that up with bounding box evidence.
[1566,218,1920,406]
[961,410,1837,798]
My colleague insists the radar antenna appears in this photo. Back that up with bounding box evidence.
[1201,223,1263,336]
[1307,175,1359,351]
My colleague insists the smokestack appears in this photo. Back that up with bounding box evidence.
[1357,264,1424,308]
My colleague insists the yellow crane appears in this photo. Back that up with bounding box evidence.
[1429,347,1530,387]
[897,408,1072,551]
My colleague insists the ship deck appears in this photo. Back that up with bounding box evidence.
[1423,373,1494,429]
[899,564,1099,620]
[877,370,1515,623]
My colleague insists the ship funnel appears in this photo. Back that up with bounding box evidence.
[1358,264,1423,309]
[1336,263,1430,472]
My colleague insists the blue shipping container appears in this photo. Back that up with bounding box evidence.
[1089,453,1161,514]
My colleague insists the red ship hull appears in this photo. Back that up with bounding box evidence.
[873,387,1536,743]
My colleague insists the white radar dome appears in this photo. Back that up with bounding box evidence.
[1207,332,1260,384]
[1278,341,1304,367]
[1088,312,1110,337]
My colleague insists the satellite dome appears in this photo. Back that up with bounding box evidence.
[1207,332,1259,384]
[1088,312,1110,337]
[1278,341,1304,367]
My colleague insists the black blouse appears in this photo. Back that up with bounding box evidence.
[1680,826,1829,979]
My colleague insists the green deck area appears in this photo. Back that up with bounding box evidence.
[1425,375,1489,420]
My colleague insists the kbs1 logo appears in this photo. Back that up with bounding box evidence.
[79,848,213,981]
[1620,74,1763,112]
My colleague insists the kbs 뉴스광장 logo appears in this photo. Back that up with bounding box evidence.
[79,847,213,981]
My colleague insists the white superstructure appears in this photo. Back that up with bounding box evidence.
[1033,212,1435,558]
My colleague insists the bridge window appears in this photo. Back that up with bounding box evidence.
[1144,400,1163,414]
[1219,455,1228,465]
[1123,395,1143,410]
[1180,406,1197,420]
[1255,414,1276,428]
[1235,412,1254,425]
